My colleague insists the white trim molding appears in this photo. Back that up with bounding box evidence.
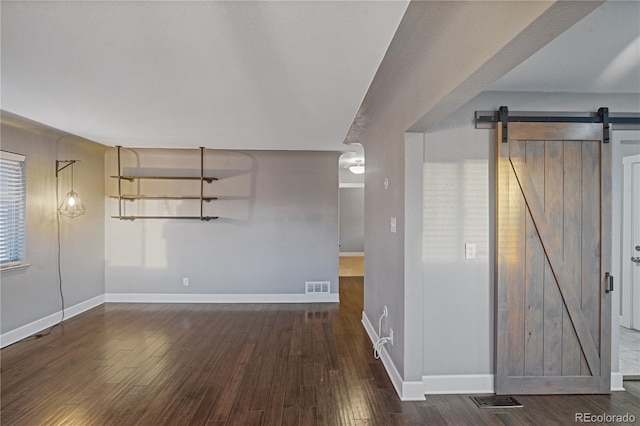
[105,293,339,304]
[339,252,364,257]
[423,374,494,394]
[420,373,624,394]
[421,373,624,394]
[361,311,426,401]
[611,372,624,392]
[0,294,105,348]
[339,183,364,188]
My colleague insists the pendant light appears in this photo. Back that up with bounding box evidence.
[57,160,86,218]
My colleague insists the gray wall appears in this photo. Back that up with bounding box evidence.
[422,91,640,377]
[343,2,594,382]
[339,187,364,253]
[105,148,340,295]
[0,112,105,334]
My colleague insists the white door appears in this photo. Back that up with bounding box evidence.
[622,155,640,330]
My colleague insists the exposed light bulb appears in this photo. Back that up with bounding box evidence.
[56,160,86,218]
[58,190,86,218]
[349,165,365,175]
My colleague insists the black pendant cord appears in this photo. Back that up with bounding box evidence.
[55,172,66,325]
[9,173,67,347]
[34,173,66,339]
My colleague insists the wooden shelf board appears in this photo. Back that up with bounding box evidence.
[109,196,217,201]
[110,175,218,182]
[111,216,219,221]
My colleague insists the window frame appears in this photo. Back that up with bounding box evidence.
[0,150,27,271]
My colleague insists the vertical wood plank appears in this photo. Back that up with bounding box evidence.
[507,139,526,378]
[562,140,582,376]
[524,140,545,377]
[581,141,601,377]
[543,140,564,376]
[599,137,612,393]
[495,125,511,393]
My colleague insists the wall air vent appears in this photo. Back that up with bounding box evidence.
[305,281,330,294]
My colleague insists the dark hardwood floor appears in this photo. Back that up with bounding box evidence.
[2,277,640,425]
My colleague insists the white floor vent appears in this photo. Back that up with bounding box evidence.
[305,281,330,294]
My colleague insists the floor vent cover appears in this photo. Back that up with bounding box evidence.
[470,395,523,408]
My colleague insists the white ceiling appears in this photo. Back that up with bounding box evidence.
[1,1,638,155]
[1,1,407,151]
[488,1,640,94]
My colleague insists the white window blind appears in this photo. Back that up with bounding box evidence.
[0,151,26,268]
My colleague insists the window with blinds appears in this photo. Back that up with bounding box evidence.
[0,151,26,269]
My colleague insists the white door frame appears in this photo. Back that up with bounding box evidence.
[621,154,640,330]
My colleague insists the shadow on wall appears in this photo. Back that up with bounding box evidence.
[106,148,258,270]
[105,148,340,296]
[423,159,489,263]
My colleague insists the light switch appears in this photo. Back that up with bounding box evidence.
[390,217,397,233]
[465,243,476,259]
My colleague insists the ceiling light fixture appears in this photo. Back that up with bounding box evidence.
[349,165,365,174]
[349,158,365,175]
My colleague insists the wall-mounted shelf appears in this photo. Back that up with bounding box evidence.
[109,195,217,202]
[110,146,219,221]
[110,175,218,183]
[111,215,218,221]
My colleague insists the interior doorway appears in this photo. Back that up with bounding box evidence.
[338,148,365,279]
[338,185,364,278]
[620,153,640,378]
[621,154,640,329]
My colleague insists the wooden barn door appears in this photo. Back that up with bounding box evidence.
[496,121,611,394]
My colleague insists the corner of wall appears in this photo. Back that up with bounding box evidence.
[0,112,107,336]
[362,310,426,401]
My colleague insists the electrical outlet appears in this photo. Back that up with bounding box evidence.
[182,277,189,287]
[465,243,476,260]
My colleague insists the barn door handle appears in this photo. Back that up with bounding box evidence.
[605,273,614,293]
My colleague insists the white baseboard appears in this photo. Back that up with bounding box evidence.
[361,311,426,401]
[339,252,364,257]
[400,380,428,401]
[611,372,624,391]
[0,294,105,348]
[423,374,494,394]
[422,373,624,394]
[105,293,339,303]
